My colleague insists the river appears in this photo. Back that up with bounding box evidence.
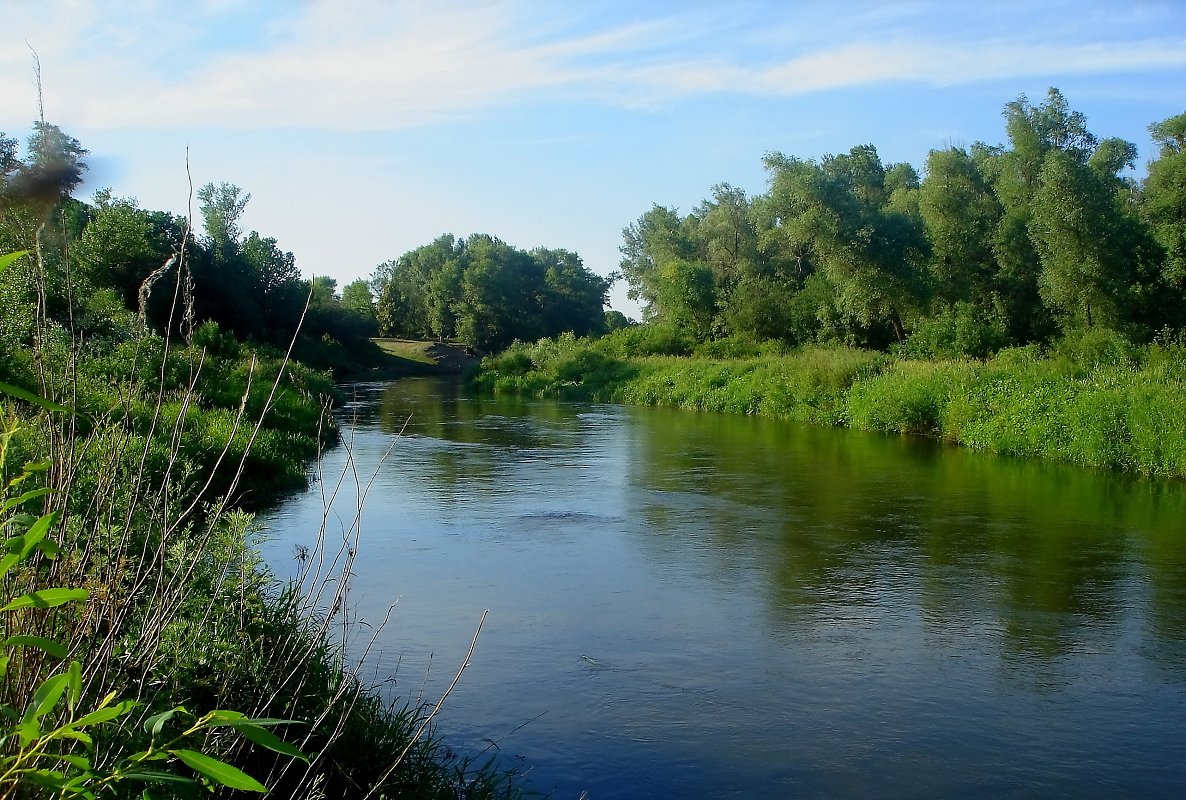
[257,377,1186,799]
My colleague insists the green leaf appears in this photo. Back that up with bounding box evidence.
[143,707,178,736]
[0,250,29,275]
[58,753,92,771]
[68,659,82,711]
[2,587,89,612]
[0,381,69,413]
[14,510,60,559]
[233,723,309,763]
[171,749,267,792]
[3,635,68,659]
[2,486,53,512]
[57,729,93,747]
[121,769,200,787]
[228,716,302,727]
[65,699,139,728]
[38,537,61,560]
[0,654,8,678]
[19,768,69,788]
[24,672,70,723]
[0,552,19,583]
[17,718,42,747]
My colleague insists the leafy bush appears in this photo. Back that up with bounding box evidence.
[899,302,1010,360]
[1052,327,1138,372]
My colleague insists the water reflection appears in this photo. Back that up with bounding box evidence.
[620,404,1185,672]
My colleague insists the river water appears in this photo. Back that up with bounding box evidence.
[257,377,1186,798]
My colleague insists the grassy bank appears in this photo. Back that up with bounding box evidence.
[473,328,1186,480]
[2,266,519,796]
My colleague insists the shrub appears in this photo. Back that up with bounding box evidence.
[899,302,1010,360]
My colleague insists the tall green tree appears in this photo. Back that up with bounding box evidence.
[1144,112,1186,294]
[1030,150,1133,328]
[618,205,696,317]
[918,147,1002,306]
[533,247,610,339]
[761,146,927,344]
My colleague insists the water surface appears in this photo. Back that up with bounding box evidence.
[259,378,1186,798]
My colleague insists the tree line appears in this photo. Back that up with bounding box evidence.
[370,233,618,352]
[2,121,619,362]
[1,124,378,376]
[618,89,1186,357]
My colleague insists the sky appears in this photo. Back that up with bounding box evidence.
[2,0,1185,318]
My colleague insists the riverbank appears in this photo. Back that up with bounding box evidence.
[372,338,481,375]
[1,325,519,797]
[472,329,1186,480]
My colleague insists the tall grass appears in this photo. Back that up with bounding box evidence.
[474,327,1186,480]
[4,228,521,797]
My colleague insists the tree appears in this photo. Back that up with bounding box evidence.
[373,234,463,339]
[618,205,696,316]
[760,146,927,344]
[454,235,545,350]
[75,192,160,308]
[1030,151,1126,328]
[918,147,1001,306]
[341,279,376,319]
[983,89,1113,342]
[689,184,760,288]
[197,182,250,257]
[1144,112,1186,293]
[533,247,610,339]
[192,183,273,340]
[242,231,305,340]
[653,258,716,341]
[338,279,378,339]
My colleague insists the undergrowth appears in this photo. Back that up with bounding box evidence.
[474,326,1186,479]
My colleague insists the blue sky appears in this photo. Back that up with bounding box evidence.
[3,0,1185,317]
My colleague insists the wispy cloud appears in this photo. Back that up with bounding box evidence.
[3,0,1184,131]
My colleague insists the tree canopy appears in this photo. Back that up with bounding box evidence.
[618,88,1186,352]
[371,233,611,351]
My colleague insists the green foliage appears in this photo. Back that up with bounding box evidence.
[600,323,695,358]
[372,234,609,352]
[611,87,1180,355]
[475,326,1186,479]
[898,302,1010,360]
[1051,327,1138,372]
[0,409,306,798]
[1144,112,1186,293]
[846,359,977,435]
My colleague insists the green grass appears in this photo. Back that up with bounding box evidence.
[2,320,522,798]
[473,328,1186,480]
[373,338,440,364]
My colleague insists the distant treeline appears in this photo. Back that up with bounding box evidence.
[617,88,1186,356]
[1,127,378,378]
[370,233,622,352]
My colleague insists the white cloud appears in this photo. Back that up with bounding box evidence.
[737,39,1186,96]
[4,0,1185,132]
